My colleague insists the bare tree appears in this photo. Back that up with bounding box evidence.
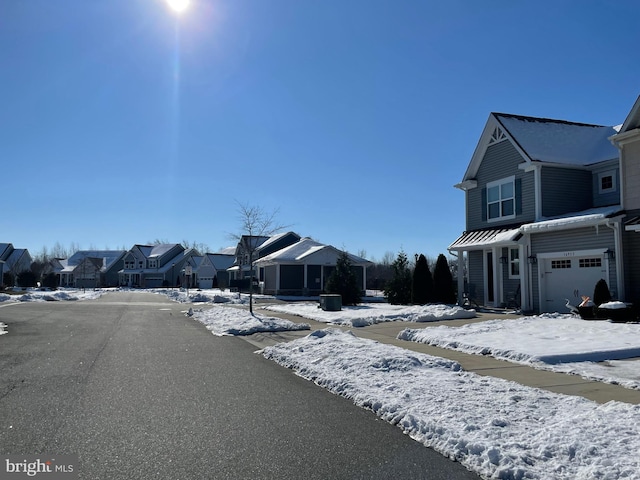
[231,201,289,313]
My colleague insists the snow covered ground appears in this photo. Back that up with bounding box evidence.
[261,328,640,480]
[263,302,477,327]
[189,305,310,336]
[149,287,271,305]
[399,313,640,390]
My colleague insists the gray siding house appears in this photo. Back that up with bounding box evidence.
[450,113,622,313]
[59,250,126,288]
[254,237,372,296]
[611,95,640,305]
[120,244,199,288]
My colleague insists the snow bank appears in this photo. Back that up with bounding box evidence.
[151,288,270,305]
[0,322,7,335]
[264,303,476,327]
[191,305,310,336]
[0,289,103,302]
[261,329,640,479]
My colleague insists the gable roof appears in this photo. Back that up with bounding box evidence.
[460,112,619,185]
[618,95,640,134]
[206,253,235,270]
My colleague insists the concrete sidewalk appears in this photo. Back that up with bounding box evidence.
[247,307,640,405]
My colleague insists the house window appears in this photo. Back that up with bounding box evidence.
[579,258,602,268]
[551,259,571,269]
[487,176,515,221]
[598,171,616,194]
[509,248,520,278]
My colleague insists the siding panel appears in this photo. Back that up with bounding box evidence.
[541,167,592,217]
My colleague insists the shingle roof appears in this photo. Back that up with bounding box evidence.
[495,113,619,166]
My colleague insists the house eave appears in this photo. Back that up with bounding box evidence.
[610,127,640,148]
[454,179,477,191]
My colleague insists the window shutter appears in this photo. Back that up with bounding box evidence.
[481,187,487,221]
[515,178,522,215]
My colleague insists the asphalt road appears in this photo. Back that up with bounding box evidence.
[0,291,479,479]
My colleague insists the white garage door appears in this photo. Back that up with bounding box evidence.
[541,255,608,314]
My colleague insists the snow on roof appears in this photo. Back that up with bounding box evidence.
[496,113,619,166]
[520,206,623,234]
[67,250,125,267]
[256,238,371,266]
[256,238,325,264]
[449,228,521,250]
[149,244,180,258]
[256,231,301,252]
[217,246,236,256]
[206,253,235,270]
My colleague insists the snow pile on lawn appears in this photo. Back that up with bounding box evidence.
[191,305,310,336]
[152,288,270,305]
[263,303,476,327]
[399,314,640,389]
[0,289,103,302]
[261,329,640,479]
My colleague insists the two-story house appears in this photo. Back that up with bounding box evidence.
[611,95,640,305]
[120,244,199,288]
[0,243,33,285]
[59,250,126,287]
[228,232,301,287]
[450,113,622,313]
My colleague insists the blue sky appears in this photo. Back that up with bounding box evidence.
[2,0,640,262]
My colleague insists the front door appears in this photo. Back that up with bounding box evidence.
[486,251,494,303]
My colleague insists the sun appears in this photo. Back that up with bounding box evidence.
[166,0,190,13]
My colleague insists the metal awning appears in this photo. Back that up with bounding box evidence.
[448,228,521,251]
[625,216,640,232]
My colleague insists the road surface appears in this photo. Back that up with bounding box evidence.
[0,291,479,479]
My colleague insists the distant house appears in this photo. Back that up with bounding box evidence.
[0,243,33,285]
[228,232,301,287]
[194,253,235,289]
[449,112,622,313]
[59,250,126,288]
[254,237,372,296]
[119,244,199,288]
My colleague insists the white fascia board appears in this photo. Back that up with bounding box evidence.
[454,179,477,191]
[610,128,640,147]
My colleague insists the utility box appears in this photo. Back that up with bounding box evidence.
[319,294,342,311]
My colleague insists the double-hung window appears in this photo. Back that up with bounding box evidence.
[487,176,516,221]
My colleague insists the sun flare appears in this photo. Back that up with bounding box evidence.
[166,0,190,13]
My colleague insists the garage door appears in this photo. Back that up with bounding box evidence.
[541,255,607,314]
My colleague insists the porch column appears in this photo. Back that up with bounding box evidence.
[492,247,500,307]
[457,252,465,305]
[519,244,530,311]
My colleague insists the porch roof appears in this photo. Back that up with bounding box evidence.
[449,228,521,251]
[624,216,640,232]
